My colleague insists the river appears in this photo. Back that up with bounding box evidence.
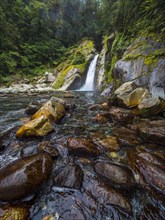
[0,92,165,220]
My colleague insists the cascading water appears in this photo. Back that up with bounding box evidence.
[79,54,99,91]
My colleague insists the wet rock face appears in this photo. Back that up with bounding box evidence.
[16,115,54,138]
[38,141,59,159]
[0,205,29,220]
[54,163,83,189]
[127,149,165,195]
[136,120,165,145]
[32,100,65,123]
[0,153,52,201]
[109,106,134,125]
[112,127,141,147]
[94,162,136,188]
[138,96,165,116]
[67,138,101,156]
[83,175,132,212]
[113,37,165,99]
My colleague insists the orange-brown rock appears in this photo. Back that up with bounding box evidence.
[0,153,52,201]
[97,136,119,151]
[67,138,100,156]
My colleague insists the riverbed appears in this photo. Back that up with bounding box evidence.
[0,92,165,220]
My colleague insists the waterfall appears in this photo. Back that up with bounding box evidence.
[79,54,99,91]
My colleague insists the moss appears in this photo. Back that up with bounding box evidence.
[52,39,95,89]
[123,53,142,61]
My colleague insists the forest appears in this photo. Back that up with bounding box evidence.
[0,0,165,84]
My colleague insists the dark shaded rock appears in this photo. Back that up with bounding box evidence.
[25,101,43,115]
[109,106,135,125]
[54,163,83,189]
[94,162,136,188]
[83,175,132,212]
[0,153,52,201]
[38,141,59,159]
[112,127,141,147]
[136,120,165,145]
[127,148,165,195]
[51,96,76,111]
[0,205,29,220]
[67,138,100,156]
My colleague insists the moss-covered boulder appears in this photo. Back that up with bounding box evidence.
[16,115,54,138]
[113,36,165,99]
[32,100,65,123]
[0,205,29,220]
[52,39,96,90]
[16,100,65,138]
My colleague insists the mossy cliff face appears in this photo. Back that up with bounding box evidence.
[113,35,165,99]
[52,39,96,90]
[96,35,115,90]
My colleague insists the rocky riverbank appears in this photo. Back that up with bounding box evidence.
[0,83,164,219]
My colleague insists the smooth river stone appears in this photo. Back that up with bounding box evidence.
[0,153,52,201]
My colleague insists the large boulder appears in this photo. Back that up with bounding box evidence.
[16,115,54,138]
[94,162,136,188]
[117,87,148,108]
[113,37,165,99]
[114,81,136,96]
[0,153,52,201]
[138,96,165,116]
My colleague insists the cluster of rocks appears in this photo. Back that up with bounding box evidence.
[0,85,164,219]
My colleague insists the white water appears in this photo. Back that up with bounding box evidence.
[79,54,99,91]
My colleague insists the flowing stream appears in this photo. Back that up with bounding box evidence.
[79,54,99,91]
[0,92,165,219]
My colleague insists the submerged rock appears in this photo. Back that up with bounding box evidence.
[112,127,141,147]
[94,162,136,188]
[97,136,119,151]
[16,115,54,138]
[127,149,165,195]
[83,175,132,212]
[136,120,165,145]
[54,163,83,189]
[0,205,29,220]
[38,141,59,159]
[0,153,52,201]
[67,138,100,156]
[109,106,134,124]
